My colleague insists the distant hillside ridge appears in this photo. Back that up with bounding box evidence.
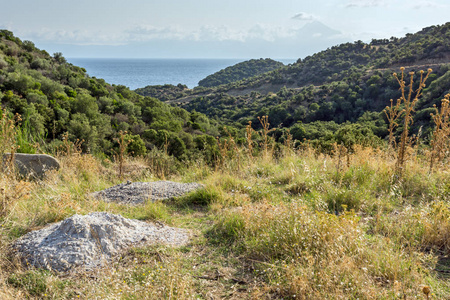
[166,22,450,101]
[154,22,450,145]
[135,23,449,106]
[197,58,285,88]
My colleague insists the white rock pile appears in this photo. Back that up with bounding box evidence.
[90,181,204,205]
[13,212,189,272]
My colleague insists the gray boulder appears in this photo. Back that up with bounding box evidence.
[2,153,60,178]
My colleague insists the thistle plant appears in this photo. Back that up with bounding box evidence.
[283,128,294,157]
[384,98,403,150]
[114,130,132,180]
[389,68,432,175]
[59,131,84,157]
[429,94,450,172]
[216,127,240,171]
[0,109,21,176]
[245,121,254,161]
[257,115,275,159]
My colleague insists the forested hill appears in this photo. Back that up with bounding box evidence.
[0,30,219,160]
[153,22,450,145]
[197,58,284,87]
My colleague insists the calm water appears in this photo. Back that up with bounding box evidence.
[67,58,296,90]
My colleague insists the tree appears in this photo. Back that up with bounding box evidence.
[53,52,66,64]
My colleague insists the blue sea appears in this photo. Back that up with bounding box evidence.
[67,58,296,90]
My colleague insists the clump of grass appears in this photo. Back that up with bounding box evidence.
[7,270,50,298]
[212,201,429,298]
[325,186,367,213]
[146,148,182,179]
[134,200,172,224]
[57,131,84,157]
[421,201,450,253]
[373,200,450,254]
[176,187,221,206]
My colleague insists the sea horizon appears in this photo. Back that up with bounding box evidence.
[67,58,297,90]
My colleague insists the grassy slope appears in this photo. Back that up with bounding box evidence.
[1,138,449,299]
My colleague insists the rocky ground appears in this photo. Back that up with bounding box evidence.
[90,181,204,205]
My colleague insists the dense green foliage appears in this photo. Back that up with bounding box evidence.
[153,23,450,146]
[0,30,220,159]
[134,83,188,101]
[1,22,450,161]
[197,58,284,87]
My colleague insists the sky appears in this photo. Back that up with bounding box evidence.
[0,0,448,59]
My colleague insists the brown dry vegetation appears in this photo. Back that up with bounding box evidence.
[0,134,450,299]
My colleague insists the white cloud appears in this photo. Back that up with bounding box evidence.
[125,25,186,41]
[23,28,127,46]
[15,21,345,47]
[345,0,387,8]
[411,0,444,9]
[291,12,317,21]
[247,24,295,41]
[193,25,246,42]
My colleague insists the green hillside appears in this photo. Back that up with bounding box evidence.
[161,23,450,147]
[0,30,219,160]
[197,58,284,87]
[1,23,450,156]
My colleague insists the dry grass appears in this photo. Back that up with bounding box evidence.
[1,103,450,298]
[0,145,449,299]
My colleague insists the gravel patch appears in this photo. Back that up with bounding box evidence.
[13,212,190,272]
[90,181,204,205]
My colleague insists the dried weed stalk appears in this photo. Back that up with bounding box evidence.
[429,94,450,172]
[257,115,275,159]
[245,121,254,161]
[387,68,432,175]
[0,110,21,176]
[114,130,132,180]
